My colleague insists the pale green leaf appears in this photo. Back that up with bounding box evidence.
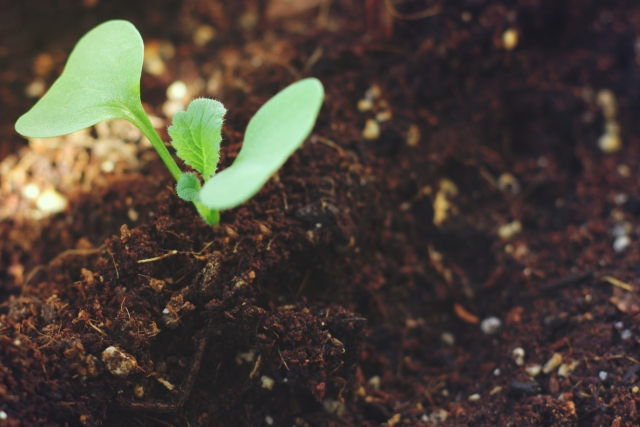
[200,78,324,210]
[176,173,201,202]
[168,98,226,181]
[15,20,147,138]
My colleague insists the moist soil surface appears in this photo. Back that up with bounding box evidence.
[2,1,640,426]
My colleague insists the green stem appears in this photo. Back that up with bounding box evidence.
[129,108,220,226]
[132,111,182,181]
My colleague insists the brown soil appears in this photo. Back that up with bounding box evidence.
[2,1,640,426]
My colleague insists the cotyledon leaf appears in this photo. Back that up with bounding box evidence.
[199,78,324,210]
[168,98,226,181]
[15,20,147,138]
[176,172,201,202]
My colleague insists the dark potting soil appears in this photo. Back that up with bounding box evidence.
[2,1,640,426]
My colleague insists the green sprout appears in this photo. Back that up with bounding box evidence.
[15,20,324,226]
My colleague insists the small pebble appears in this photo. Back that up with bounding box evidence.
[167,81,188,101]
[613,236,631,253]
[512,348,525,366]
[144,56,166,76]
[428,409,448,423]
[461,11,472,22]
[498,220,522,239]
[264,415,274,425]
[497,173,521,195]
[368,375,381,390]
[493,368,501,376]
[598,131,622,153]
[0,411,7,420]
[261,375,275,390]
[365,84,381,101]
[621,329,632,340]
[597,89,617,120]
[357,99,373,112]
[323,398,348,417]
[441,332,455,346]
[162,100,185,118]
[36,189,67,215]
[525,364,542,377]
[22,183,40,200]
[598,371,609,381]
[468,393,481,401]
[33,53,54,77]
[375,110,392,122]
[617,164,631,177]
[611,221,631,238]
[101,346,138,378]
[480,317,502,335]
[502,28,518,50]
[133,384,144,398]
[156,377,174,390]
[615,321,624,329]
[362,119,380,140]
[25,79,46,98]
[406,124,420,146]
[633,386,639,393]
[101,160,115,173]
[193,24,216,46]
[543,353,563,374]
[558,360,579,377]
[127,208,139,222]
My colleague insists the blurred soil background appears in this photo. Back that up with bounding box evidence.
[2,0,640,426]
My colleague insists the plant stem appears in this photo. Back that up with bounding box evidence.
[130,109,220,226]
[132,112,182,181]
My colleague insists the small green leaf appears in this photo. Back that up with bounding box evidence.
[15,20,147,138]
[200,78,324,210]
[168,98,226,181]
[176,173,201,202]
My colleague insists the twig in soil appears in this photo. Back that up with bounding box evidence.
[314,136,347,157]
[140,415,176,427]
[601,275,633,292]
[382,0,441,20]
[124,336,207,412]
[108,249,120,280]
[23,244,106,286]
[87,320,106,335]
[137,250,179,264]
[453,303,479,324]
[295,270,312,300]
[594,354,640,365]
[303,47,324,74]
[277,348,289,370]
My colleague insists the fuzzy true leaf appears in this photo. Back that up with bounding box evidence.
[168,99,226,181]
[176,173,201,202]
[15,20,147,138]
[200,78,324,210]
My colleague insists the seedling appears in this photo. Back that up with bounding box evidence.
[15,20,324,226]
